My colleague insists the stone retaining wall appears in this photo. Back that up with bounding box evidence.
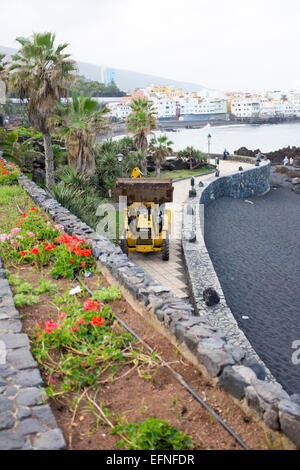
[200,160,270,205]
[1,167,298,449]
[182,160,300,448]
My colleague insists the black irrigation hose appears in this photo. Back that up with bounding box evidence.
[75,274,251,451]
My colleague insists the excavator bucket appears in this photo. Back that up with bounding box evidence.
[114,178,174,205]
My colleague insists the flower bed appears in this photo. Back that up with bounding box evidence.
[0,182,289,450]
[0,157,20,185]
[0,184,197,450]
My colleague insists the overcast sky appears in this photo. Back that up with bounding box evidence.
[1,0,300,92]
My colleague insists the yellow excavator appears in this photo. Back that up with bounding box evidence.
[114,168,173,260]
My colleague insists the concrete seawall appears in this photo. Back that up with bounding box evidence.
[200,159,271,206]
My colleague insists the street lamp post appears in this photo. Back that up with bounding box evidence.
[207,133,212,167]
[117,153,124,178]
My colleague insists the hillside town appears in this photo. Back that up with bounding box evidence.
[107,86,300,122]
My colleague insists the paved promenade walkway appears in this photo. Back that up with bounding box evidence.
[129,161,252,299]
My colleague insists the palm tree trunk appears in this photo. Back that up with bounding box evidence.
[142,154,148,175]
[43,133,54,190]
[155,161,161,178]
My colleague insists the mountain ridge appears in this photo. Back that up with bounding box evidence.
[0,44,208,93]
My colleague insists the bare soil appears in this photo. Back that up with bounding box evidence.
[7,265,291,451]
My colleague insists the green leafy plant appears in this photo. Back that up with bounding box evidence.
[51,177,101,230]
[31,292,157,394]
[15,281,33,294]
[34,278,57,295]
[14,293,40,308]
[93,286,121,303]
[111,417,194,450]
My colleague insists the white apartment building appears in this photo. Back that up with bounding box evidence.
[151,98,178,119]
[259,99,296,117]
[289,94,300,116]
[198,100,227,114]
[108,102,131,119]
[151,97,228,118]
[282,101,296,116]
[231,99,260,118]
[259,99,277,117]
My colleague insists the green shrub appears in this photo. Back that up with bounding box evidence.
[112,417,194,450]
[52,144,67,166]
[51,182,101,230]
[34,279,57,295]
[93,286,121,303]
[15,282,33,294]
[14,293,40,308]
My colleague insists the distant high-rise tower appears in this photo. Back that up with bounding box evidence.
[105,68,116,86]
[100,66,105,84]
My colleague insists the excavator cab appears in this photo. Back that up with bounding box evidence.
[114,171,173,260]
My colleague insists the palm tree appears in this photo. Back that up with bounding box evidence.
[177,146,207,170]
[125,97,157,173]
[51,91,111,175]
[9,32,77,189]
[148,135,173,178]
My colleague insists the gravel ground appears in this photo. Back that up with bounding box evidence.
[204,170,300,395]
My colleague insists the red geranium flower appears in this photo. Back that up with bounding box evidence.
[90,316,105,327]
[30,247,39,255]
[82,249,92,257]
[20,251,27,257]
[44,244,56,251]
[84,299,97,312]
[44,320,58,334]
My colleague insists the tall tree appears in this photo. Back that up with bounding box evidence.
[148,135,173,178]
[51,91,111,175]
[125,97,157,173]
[9,32,77,189]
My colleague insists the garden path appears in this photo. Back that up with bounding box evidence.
[129,160,252,299]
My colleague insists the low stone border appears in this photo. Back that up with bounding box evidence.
[7,168,299,449]
[171,170,215,183]
[204,153,258,165]
[182,159,300,447]
[0,258,66,450]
